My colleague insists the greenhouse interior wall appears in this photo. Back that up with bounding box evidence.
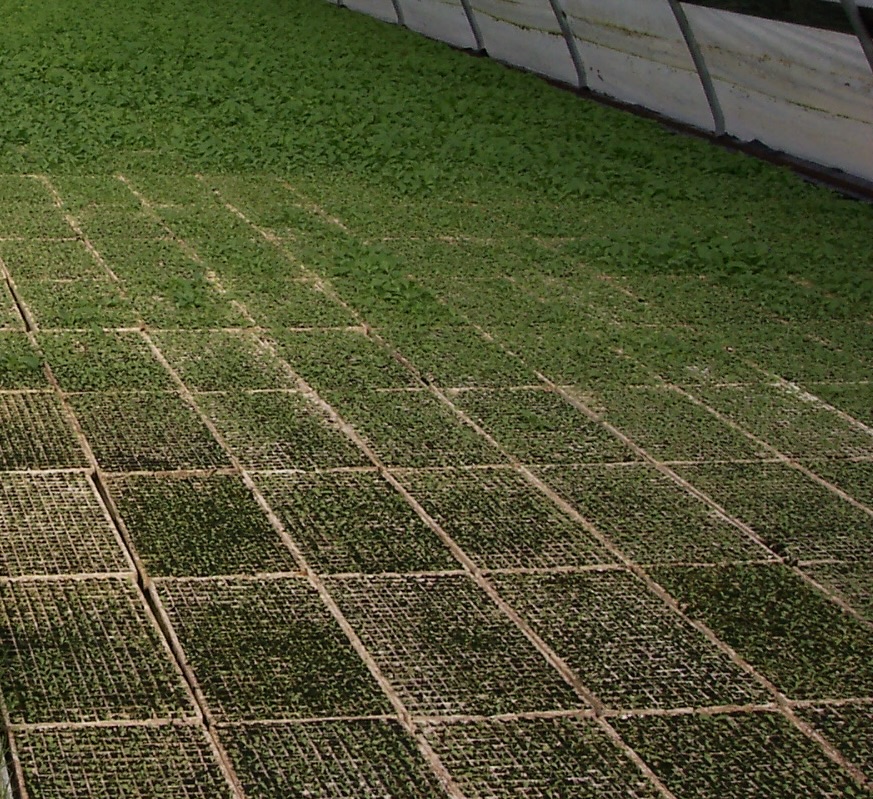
[335,0,873,183]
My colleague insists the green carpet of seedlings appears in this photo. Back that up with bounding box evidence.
[452,387,638,464]
[798,706,873,783]
[38,331,173,392]
[274,329,417,392]
[107,474,297,577]
[328,389,505,467]
[152,331,295,392]
[0,0,871,794]
[654,565,873,699]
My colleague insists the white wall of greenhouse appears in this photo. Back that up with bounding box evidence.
[334,0,873,182]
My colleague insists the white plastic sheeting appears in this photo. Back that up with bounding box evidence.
[682,5,873,180]
[397,0,478,49]
[467,0,578,84]
[564,0,714,130]
[335,0,873,181]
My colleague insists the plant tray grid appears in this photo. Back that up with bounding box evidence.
[0,280,24,329]
[37,330,173,393]
[390,324,535,388]
[594,385,769,462]
[274,328,416,393]
[220,719,447,798]
[0,393,86,470]
[452,387,637,465]
[0,331,48,390]
[106,473,297,577]
[68,391,229,472]
[674,462,873,563]
[535,463,767,564]
[614,711,863,798]
[255,471,457,575]
[802,561,872,622]
[326,388,505,468]
[17,278,140,330]
[0,203,71,238]
[424,716,659,798]
[0,472,128,577]
[808,459,873,507]
[0,577,195,724]
[653,564,873,700]
[798,705,873,782]
[0,239,110,282]
[152,330,295,392]
[155,577,390,721]
[697,383,873,460]
[325,573,583,717]
[239,281,357,330]
[492,570,768,710]
[400,467,614,570]
[198,390,368,471]
[14,723,233,799]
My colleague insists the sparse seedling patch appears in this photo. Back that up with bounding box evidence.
[0,472,128,577]
[0,393,85,470]
[425,717,660,798]
[15,724,233,799]
[69,391,228,471]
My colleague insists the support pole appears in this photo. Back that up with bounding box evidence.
[840,0,873,74]
[459,0,486,52]
[547,0,588,89]
[391,0,405,27]
[666,0,725,136]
